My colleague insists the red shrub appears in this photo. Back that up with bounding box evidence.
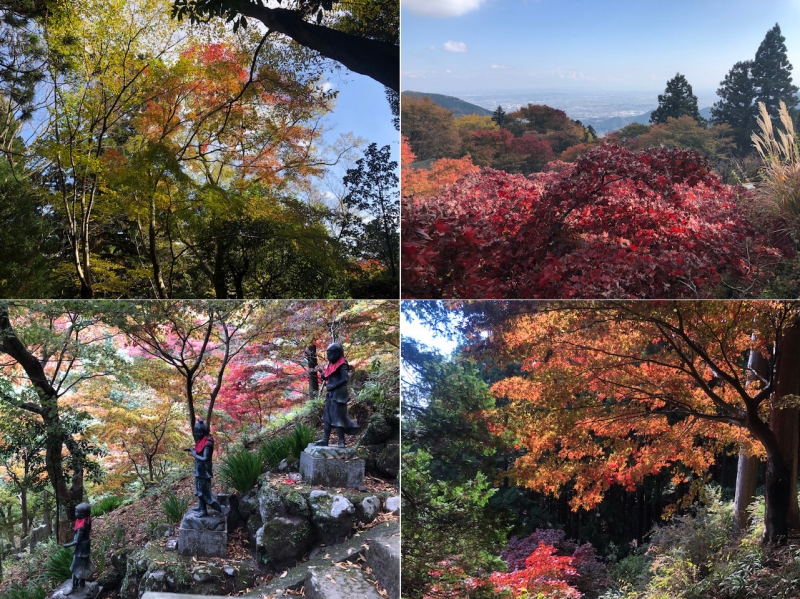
[402,144,785,298]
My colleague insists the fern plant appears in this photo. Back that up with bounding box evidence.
[5,582,48,599]
[220,447,263,494]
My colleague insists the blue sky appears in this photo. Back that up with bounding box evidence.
[323,71,399,163]
[402,0,800,96]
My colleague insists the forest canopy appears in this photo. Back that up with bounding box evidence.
[0,0,399,299]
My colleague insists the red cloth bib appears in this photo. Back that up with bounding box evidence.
[194,435,209,453]
[323,357,346,378]
[74,516,90,530]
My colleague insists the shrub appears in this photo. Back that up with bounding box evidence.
[162,489,190,524]
[501,528,609,595]
[91,495,125,516]
[402,144,784,299]
[220,446,263,494]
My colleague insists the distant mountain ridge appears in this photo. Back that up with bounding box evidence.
[402,91,493,117]
[403,91,717,135]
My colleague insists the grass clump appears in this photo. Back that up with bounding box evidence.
[220,446,263,494]
[45,545,74,585]
[162,489,190,524]
[91,495,125,516]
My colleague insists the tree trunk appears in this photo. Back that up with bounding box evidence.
[735,346,768,535]
[19,489,27,539]
[227,1,398,91]
[764,449,793,544]
[733,448,759,536]
[305,345,319,399]
[213,240,228,299]
[769,319,800,529]
[149,196,168,299]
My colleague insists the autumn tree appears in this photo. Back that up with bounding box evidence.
[651,73,704,125]
[477,301,800,544]
[0,301,120,540]
[0,405,48,538]
[111,301,279,430]
[401,136,478,199]
[400,95,461,161]
[93,361,188,487]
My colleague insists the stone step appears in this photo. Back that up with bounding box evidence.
[142,594,226,599]
[366,529,399,599]
[304,563,383,599]
[249,520,398,598]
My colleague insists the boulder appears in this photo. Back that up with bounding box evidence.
[385,496,400,515]
[256,516,313,567]
[376,443,399,479]
[356,496,382,524]
[238,488,259,522]
[309,491,356,544]
[119,542,255,599]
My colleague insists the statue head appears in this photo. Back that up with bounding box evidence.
[326,342,344,363]
[193,418,209,441]
[75,502,91,520]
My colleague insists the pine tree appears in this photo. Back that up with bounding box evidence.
[492,105,507,128]
[752,24,799,119]
[711,60,757,155]
[651,73,705,125]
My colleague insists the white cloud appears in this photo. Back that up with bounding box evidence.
[492,64,511,70]
[404,0,485,17]
[444,40,468,53]
[429,45,437,50]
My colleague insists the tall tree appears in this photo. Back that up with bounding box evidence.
[752,23,799,120]
[342,143,399,291]
[491,105,507,128]
[651,73,704,125]
[711,60,758,155]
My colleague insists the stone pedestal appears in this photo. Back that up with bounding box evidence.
[51,580,102,599]
[299,444,365,488]
[177,510,227,557]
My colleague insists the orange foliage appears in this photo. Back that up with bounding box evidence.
[402,137,479,198]
[479,301,793,511]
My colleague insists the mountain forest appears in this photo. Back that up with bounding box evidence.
[402,300,800,599]
[0,0,400,299]
[402,24,800,300]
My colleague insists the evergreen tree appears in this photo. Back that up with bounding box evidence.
[752,23,798,119]
[711,60,758,155]
[491,105,506,128]
[651,73,705,125]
